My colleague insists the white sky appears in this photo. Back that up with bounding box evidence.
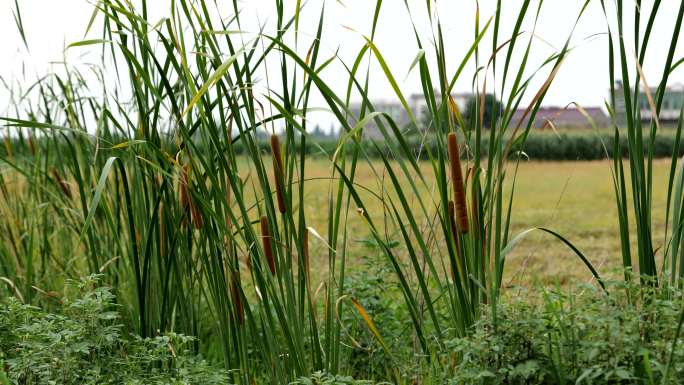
[2,1,684,130]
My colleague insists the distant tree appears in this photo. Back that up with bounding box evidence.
[464,94,503,128]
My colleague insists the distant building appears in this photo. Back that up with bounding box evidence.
[509,106,609,129]
[348,100,412,140]
[614,81,684,126]
[348,91,472,139]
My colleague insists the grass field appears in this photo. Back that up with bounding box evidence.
[502,159,668,286]
[290,157,670,288]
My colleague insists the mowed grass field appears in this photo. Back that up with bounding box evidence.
[295,158,671,288]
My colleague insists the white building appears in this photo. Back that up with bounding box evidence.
[614,82,684,126]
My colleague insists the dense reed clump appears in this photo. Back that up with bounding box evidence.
[0,0,648,383]
[598,0,684,290]
[333,0,598,348]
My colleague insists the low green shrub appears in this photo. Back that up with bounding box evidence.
[446,279,684,384]
[341,241,416,381]
[514,129,684,161]
[3,274,684,384]
[0,275,228,385]
[292,371,376,385]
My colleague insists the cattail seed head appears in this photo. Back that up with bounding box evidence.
[447,133,469,233]
[191,200,203,229]
[28,134,36,156]
[270,134,286,214]
[51,167,72,199]
[260,216,276,275]
[178,165,203,229]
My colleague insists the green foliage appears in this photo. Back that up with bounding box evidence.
[447,280,684,384]
[339,241,417,381]
[0,275,228,385]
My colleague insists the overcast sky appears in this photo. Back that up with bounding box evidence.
[2,1,684,130]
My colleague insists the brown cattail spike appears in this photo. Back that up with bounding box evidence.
[190,199,203,229]
[179,165,203,229]
[260,216,276,275]
[447,133,469,233]
[270,134,286,214]
[51,167,72,199]
[28,134,36,156]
